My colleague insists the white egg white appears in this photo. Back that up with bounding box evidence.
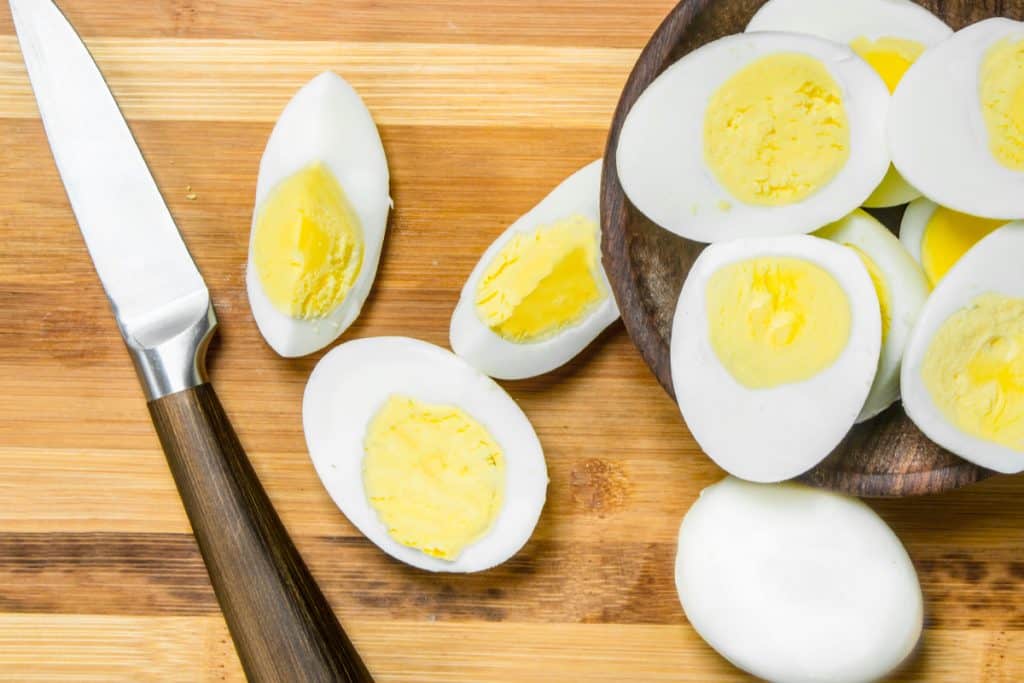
[816,210,929,421]
[303,336,548,572]
[676,477,923,683]
[246,71,390,357]
[901,222,1024,473]
[746,0,952,208]
[616,32,890,243]
[449,160,620,380]
[672,235,881,483]
[898,196,939,265]
[889,18,1024,219]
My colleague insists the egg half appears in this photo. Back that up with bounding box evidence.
[676,477,923,683]
[450,160,619,379]
[672,235,881,482]
[889,18,1024,219]
[617,31,890,243]
[246,71,390,357]
[746,0,952,207]
[303,336,548,572]
[901,223,1024,474]
[815,210,929,421]
[900,197,1008,287]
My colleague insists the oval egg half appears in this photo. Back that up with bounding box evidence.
[900,197,1008,286]
[901,222,1024,474]
[303,336,548,572]
[450,160,619,380]
[672,235,881,482]
[746,0,952,207]
[246,71,390,357]
[617,31,890,243]
[815,209,929,421]
[889,18,1024,219]
[676,477,923,683]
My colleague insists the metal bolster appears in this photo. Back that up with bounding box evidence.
[125,304,218,401]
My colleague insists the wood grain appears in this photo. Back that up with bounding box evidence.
[600,0,1004,496]
[1,0,1022,680]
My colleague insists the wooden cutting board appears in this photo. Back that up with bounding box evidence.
[0,2,1021,680]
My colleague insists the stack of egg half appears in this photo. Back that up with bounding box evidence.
[244,74,621,573]
[615,0,1024,680]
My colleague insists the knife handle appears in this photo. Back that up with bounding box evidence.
[148,383,373,683]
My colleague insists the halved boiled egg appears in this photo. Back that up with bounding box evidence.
[246,71,390,357]
[672,235,881,482]
[815,210,929,421]
[900,197,1007,286]
[617,32,890,243]
[303,336,548,572]
[676,477,923,683]
[746,0,951,207]
[450,160,619,379]
[901,223,1024,474]
[889,18,1024,219]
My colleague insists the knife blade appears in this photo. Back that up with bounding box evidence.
[10,1,372,680]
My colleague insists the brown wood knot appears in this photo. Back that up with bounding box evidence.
[570,458,629,514]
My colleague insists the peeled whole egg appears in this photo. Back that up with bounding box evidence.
[616,32,890,243]
[676,477,923,683]
[450,160,619,380]
[889,18,1024,219]
[815,210,929,421]
[901,222,1024,474]
[303,336,548,572]
[900,197,1008,287]
[746,0,952,207]
[246,71,390,357]
[672,235,881,482]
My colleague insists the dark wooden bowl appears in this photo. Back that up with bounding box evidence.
[600,0,1011,496]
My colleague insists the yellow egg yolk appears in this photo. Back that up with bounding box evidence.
[253,162,363,319]
[921,207,1004,285]
[706,256,852,389]
[363,395,505,561]
[703,53,850,207]
[922,293,1024,452]
[981,38,1024,170]
[845,244,891,342]
[475,215,605,343]
[849,36,926,93]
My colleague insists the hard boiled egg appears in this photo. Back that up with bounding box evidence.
[303,336,548,572]
[450,160,619,379]
[672,235,881,482]
[676,477,923,683]
[900,197,1007,286]
[901,223,1024,474]
[816,210,929,421]
[617,32,890,243]
[890,18,1024,219]
[246,71,390,357]
[746,0,951,207]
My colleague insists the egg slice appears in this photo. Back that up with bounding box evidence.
[246,71,390,357]
[889,18,1024,219]
[303,336,548,572]
[815,210,929,421]
[746,0,952,208]
[672,235,881,482]
[900,197,1008,286]
[901,223,1024,474]
[450,160,619,380]
[676,477,923,683]
[616,32,890,243]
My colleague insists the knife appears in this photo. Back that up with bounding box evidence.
[9,2,373,680]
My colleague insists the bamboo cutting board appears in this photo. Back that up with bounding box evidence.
[0,2,1022,681]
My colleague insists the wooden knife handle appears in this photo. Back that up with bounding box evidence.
[148,383,373,683]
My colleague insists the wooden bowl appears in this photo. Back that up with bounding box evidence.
[600,0,1008,496]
